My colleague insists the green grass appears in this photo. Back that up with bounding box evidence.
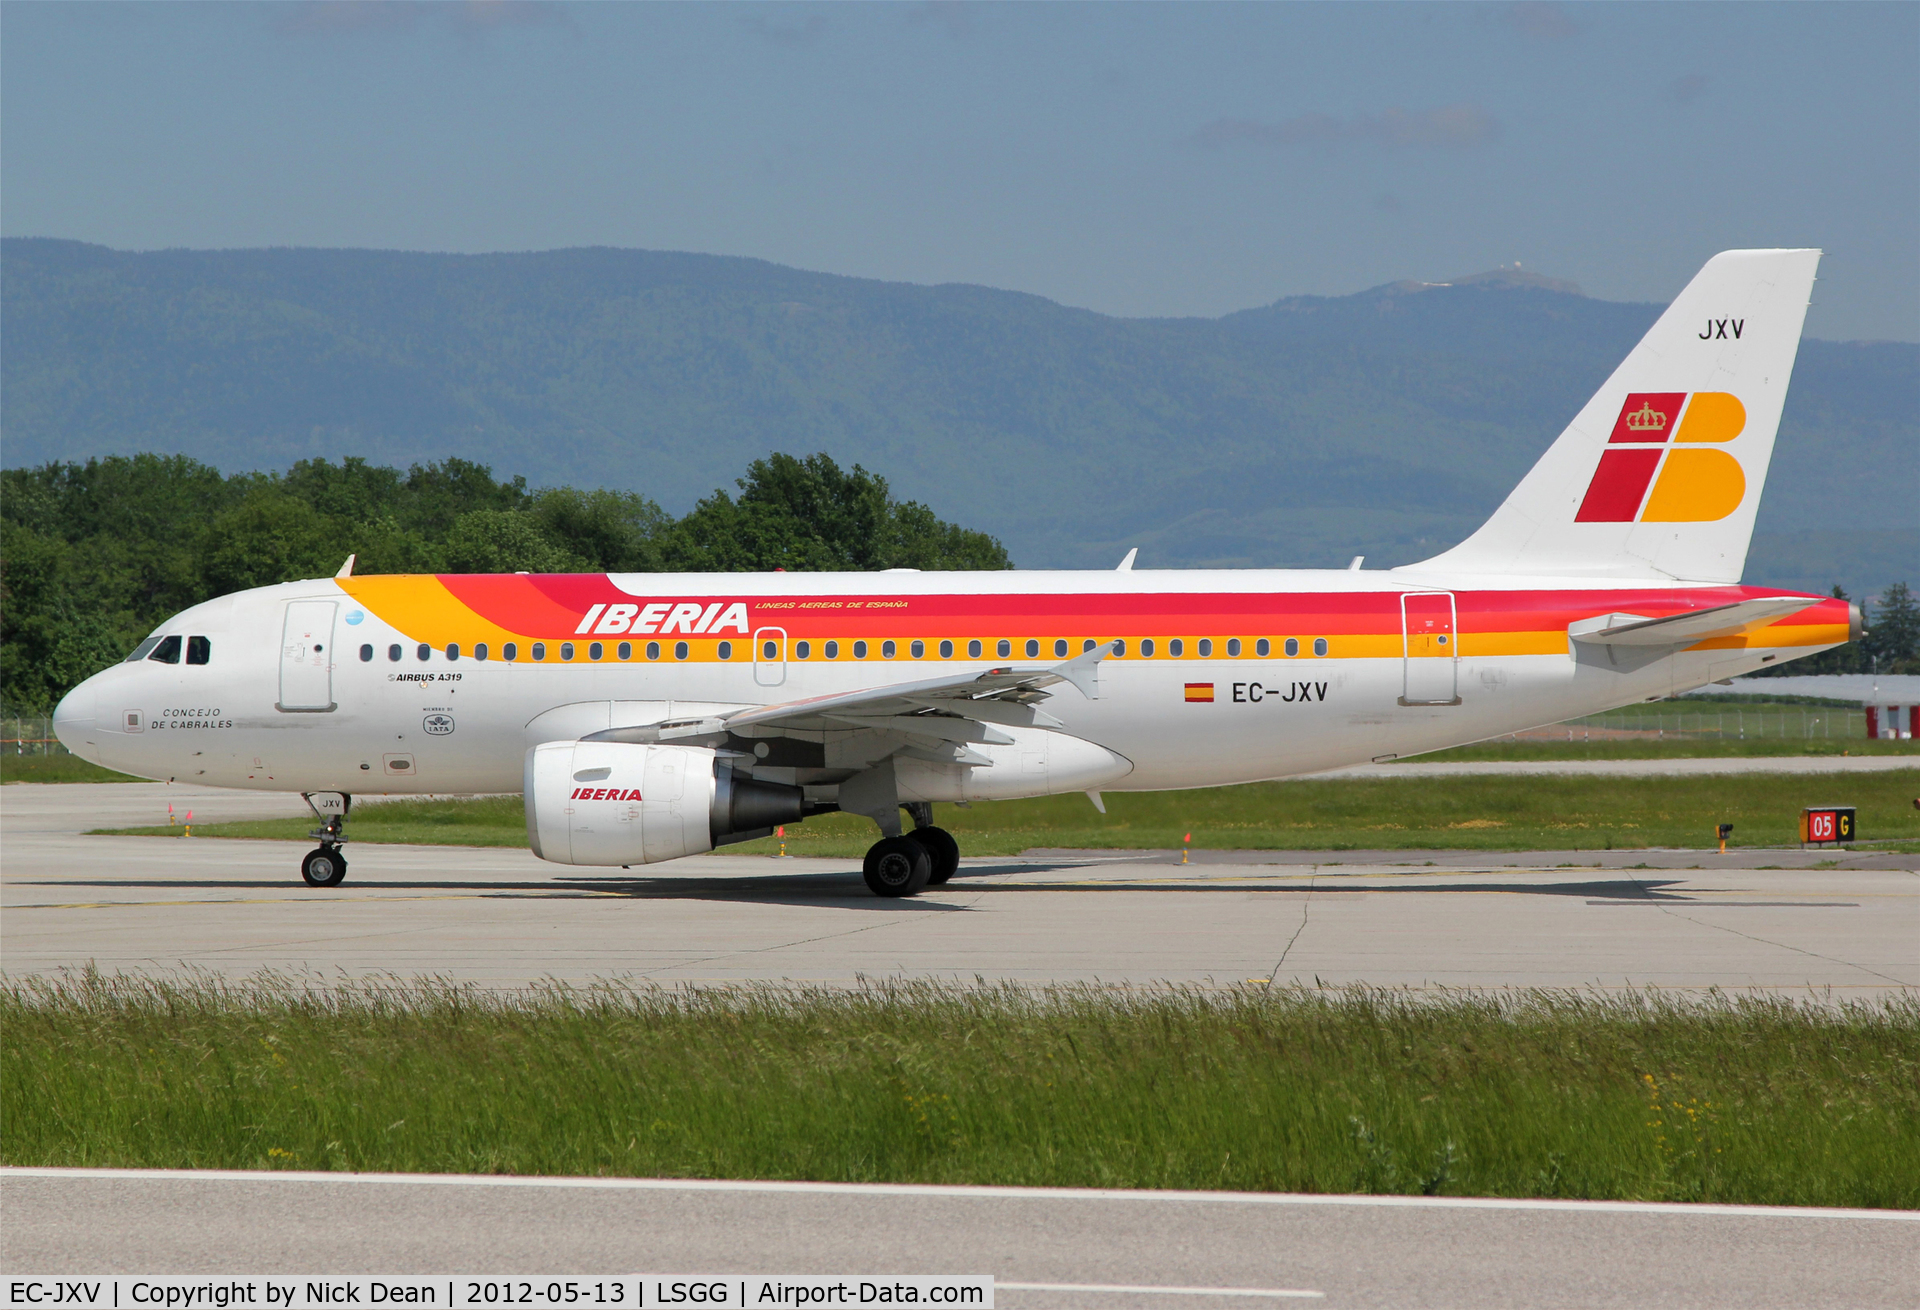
[1,753,143,784]
[1415,737,1917,762]
[4,973,1914,1207]
[96,769,1920,855]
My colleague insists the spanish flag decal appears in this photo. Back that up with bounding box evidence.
[1185,683,1215,703]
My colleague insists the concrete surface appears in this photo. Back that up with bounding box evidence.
[5,1170,1916,1310]
[4,784,1913,994]
[1313,755,1919,778]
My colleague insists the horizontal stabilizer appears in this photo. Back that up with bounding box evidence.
[1568,596,1817,647]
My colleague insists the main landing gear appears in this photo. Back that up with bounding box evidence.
[861,802,961,898]
[301,793,351,888]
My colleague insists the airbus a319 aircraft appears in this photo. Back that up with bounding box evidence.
[54,249,1854,896]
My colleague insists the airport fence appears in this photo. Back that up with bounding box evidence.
[1,711,65,756]
[1499,703,1868,743]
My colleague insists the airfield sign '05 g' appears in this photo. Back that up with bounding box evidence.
[54,250,1857,896]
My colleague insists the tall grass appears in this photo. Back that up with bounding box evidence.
[6,972,1915,1208]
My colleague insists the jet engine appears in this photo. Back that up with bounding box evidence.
[525,740,804,866]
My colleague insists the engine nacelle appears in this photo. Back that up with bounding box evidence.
[525,740,804,867]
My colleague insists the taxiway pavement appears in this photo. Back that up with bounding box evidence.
[5,1169,1915,1310]
[4,783,1912,994]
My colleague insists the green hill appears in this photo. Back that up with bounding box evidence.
[3,238,1912,590]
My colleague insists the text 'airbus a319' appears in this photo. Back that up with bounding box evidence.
[54,249,1856,895]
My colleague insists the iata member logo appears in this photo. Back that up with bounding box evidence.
[1575,392,1747,523]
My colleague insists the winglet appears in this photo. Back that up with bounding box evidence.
[1052,640,1117,700]
[1116,548,1137,572]
[335,554,356,579]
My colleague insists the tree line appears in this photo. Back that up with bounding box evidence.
[1745,582,1918,680]
[0,452,1009,711]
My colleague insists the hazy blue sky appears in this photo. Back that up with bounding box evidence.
[4,1,1915,340]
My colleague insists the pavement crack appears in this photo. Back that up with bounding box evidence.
[1623,870,1915,987]
[1265,867,1316,985]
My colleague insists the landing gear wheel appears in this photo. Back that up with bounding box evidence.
[907,826,960,885]
[301,846,347,887]
[863,836,932,898]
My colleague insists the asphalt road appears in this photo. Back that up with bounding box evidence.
[5,1170,1915,1310]
[4,783,1913,994]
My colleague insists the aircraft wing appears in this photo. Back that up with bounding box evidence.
[1567,596,1819,647]
[582,642,1116,747]
[725,641,1115,733]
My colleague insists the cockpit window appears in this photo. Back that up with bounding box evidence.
[186,636,211,665]
[125,636,162,663]
[147,635,183,664]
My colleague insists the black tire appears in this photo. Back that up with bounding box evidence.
[301,846,347,887]
[862,836,932,897]
[908,826,961,885]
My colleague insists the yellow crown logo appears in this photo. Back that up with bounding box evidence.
[1624,401,1667,432]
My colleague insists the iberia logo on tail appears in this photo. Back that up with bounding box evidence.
[1575,392,1747,523]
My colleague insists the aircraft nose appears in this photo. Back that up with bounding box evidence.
[52,679,100,759]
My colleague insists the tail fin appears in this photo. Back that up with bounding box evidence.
[1410,249,1821,582]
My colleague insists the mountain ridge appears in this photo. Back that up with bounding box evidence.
[3,238,1911,593]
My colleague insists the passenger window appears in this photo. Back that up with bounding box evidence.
[1255,638,1270,657]
[1197,639,1212,657]
[967,639,981,658]
[446,643,461,661]
[762,640,777,660]
[796,641,811,659]
[939,640,954,659]
[1050,639,1064,658]
[719,641,734,660]
[560,642,575,661]
[825,640,839,660]
[1284,638,1299,657]
[853,640,869,659]
[389,644,403,662]
[125,636,162,663]
[1169,639,1185,657]
[503,642,518,661]
[148,636,182,664]
[1313,638,1329,657]
[1226,638,1241,657]
[646,642,660,660]
[1083,639,1096,653]
[417,644,431,661]
[1113,639,1127,656]
[674,641,689,660]
[617,642,631,660]
[1141,639,1155,657]
[997,639,1011,658]
[911,640,925,658]
[882,640,897,658]
[589,642,603,661]
[475,643,489,661]
[359,644,374,663]
[186,636,212,665]
[532,642,547,661]
[1025,639,1039,658]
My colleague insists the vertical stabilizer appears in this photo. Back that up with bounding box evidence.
[1408,249,1820,582]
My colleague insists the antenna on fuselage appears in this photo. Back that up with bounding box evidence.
[1348,556,1365,570]
[335,554,356,579]
[1116,548,1138,572]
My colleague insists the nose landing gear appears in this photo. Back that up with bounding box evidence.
[301,793,351,887]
